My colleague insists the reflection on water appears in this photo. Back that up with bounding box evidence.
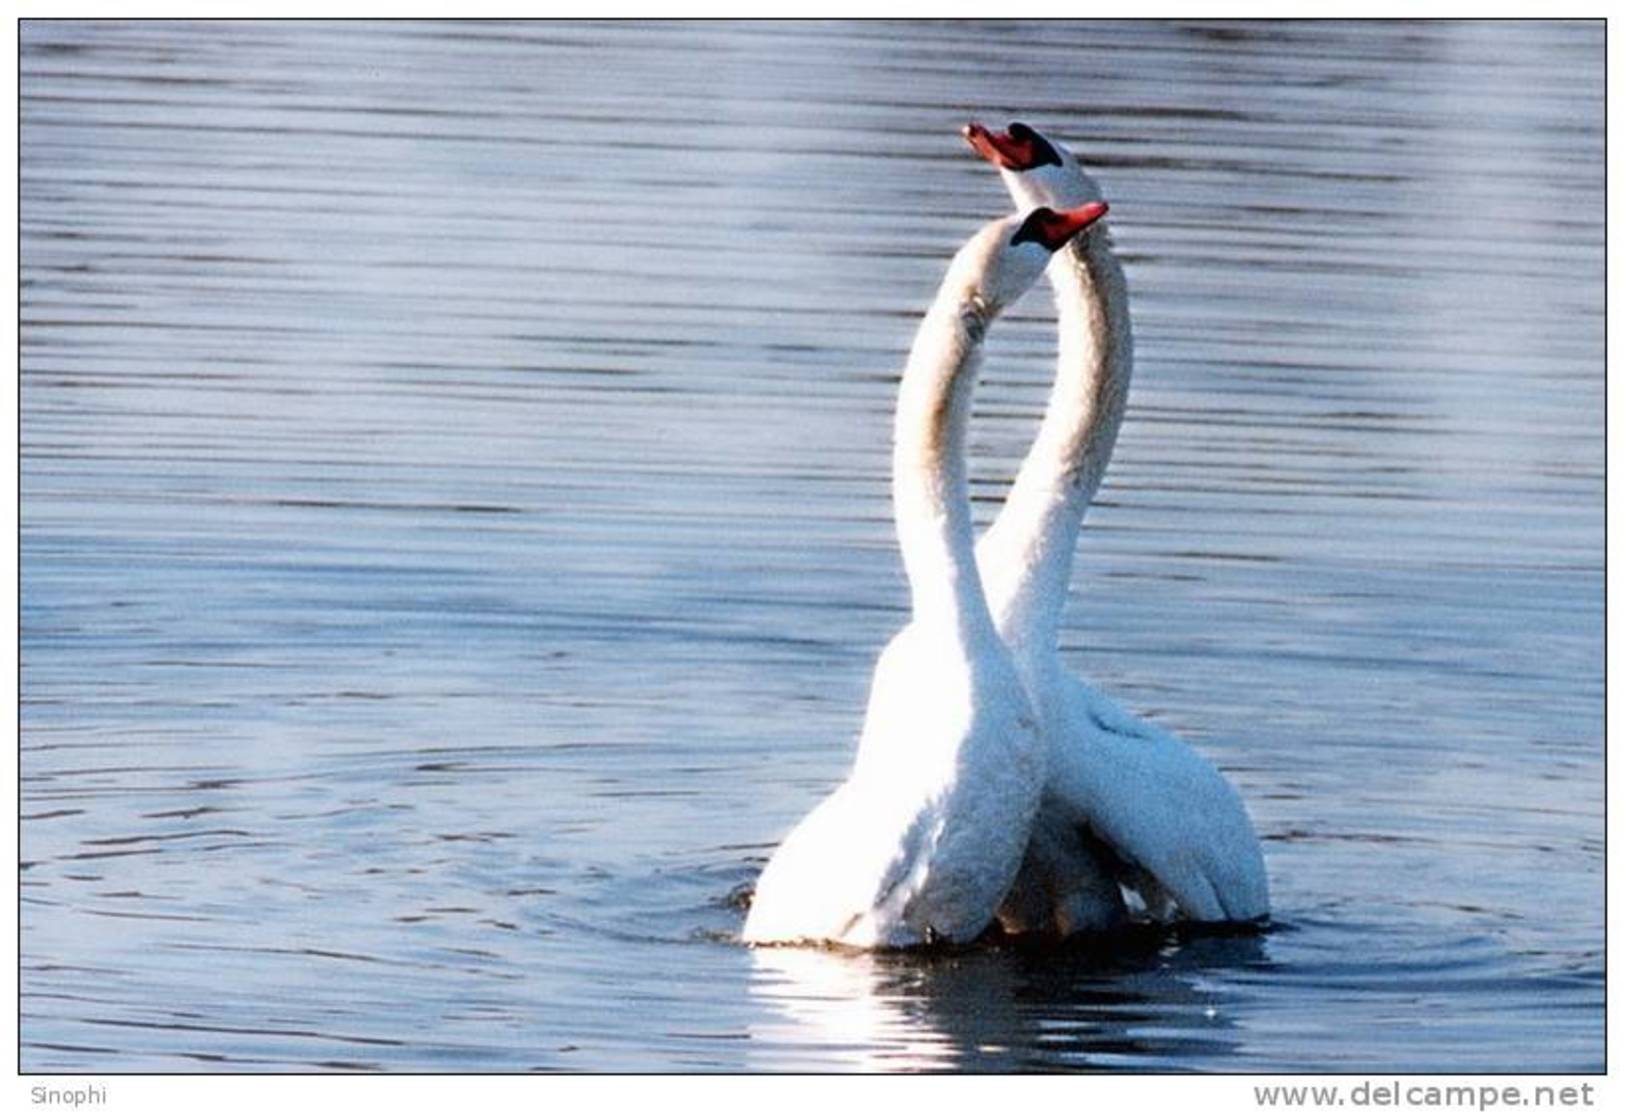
[747,931,1270,1071]
[20,19,1602,1071]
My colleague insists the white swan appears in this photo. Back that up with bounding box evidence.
[743,203,1111,948]
[963,121,1270,930]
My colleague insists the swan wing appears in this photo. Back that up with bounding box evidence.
[1047,673,1270,922]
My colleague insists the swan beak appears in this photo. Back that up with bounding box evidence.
[963,122,1029,171]
[1011,201,1110,252]
[1053,201,1110,242]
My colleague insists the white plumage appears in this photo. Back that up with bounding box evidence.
[964,122,1269,931]
[745,206,1109,948]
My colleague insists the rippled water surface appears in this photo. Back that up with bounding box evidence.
[20,20,1603,1072]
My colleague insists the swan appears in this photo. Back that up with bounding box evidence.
[742,202,1112,948]
[962,121,1270,930]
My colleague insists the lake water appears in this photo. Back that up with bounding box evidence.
[19,19,1604,1072]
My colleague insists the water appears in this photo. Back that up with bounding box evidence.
[19,19,1603,1072]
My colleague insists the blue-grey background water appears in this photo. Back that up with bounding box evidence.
[20,20,1603,1072]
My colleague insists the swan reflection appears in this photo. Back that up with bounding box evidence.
[745,929,1271,1071]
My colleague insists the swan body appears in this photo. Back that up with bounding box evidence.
[744,204,1109,948]
[963,122,1269,929]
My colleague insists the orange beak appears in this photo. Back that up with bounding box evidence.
[1051,201,1110,240]
[963,122,1040,171]
[1012,201,1111,251]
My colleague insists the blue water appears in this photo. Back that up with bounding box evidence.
[20,19,1602,1071]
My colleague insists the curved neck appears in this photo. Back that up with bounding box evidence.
[977,232,1133,653]
[893,290,1000,647]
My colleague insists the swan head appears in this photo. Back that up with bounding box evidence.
[962,121,1105,212]
[948,203,1109,316]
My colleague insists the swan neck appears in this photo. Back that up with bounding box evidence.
[980,234,1133,649]
[893,292,999,645]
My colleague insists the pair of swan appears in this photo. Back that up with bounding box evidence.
[743,123,1268,949]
